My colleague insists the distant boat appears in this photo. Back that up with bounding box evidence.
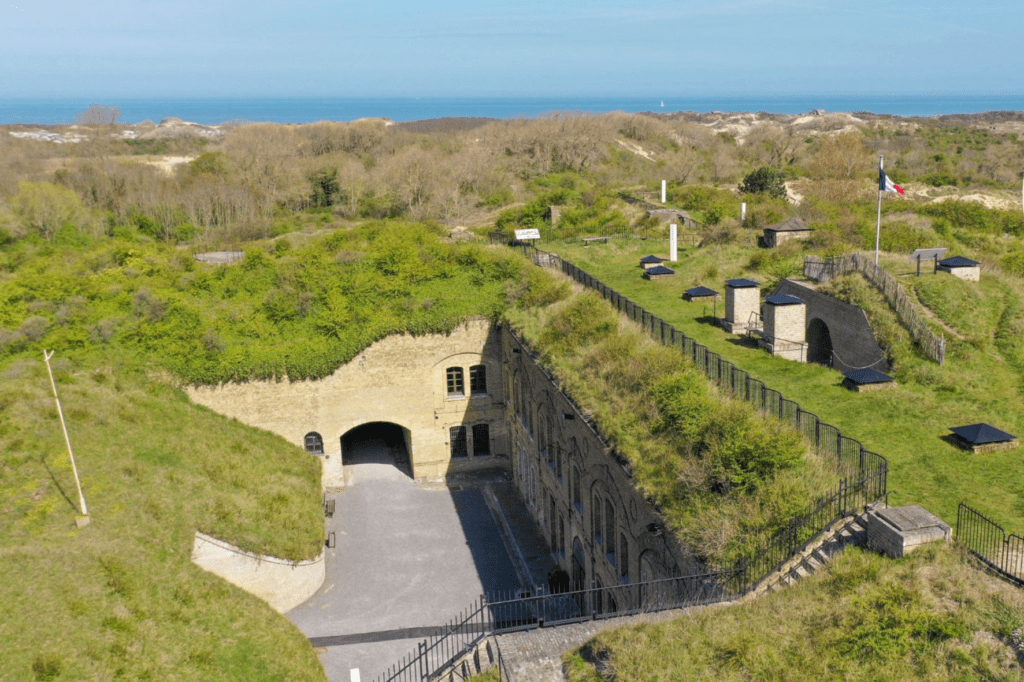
[660,100,665,107]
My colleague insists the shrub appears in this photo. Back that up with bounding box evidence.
[738,167,787,199]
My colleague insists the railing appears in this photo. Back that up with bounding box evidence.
[375,240,890,682]
[956,503,1024,587]
[803,253,945,364]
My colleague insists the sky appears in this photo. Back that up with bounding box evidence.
[0,0,1020,98]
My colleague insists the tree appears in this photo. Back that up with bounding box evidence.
[738,167,787,199]
[8,181,84,241]
[75,104,121,126]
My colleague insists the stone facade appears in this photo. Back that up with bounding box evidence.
[938,264,981,282]
[761,300,807,362]
[186,320,691,591]
[186,319,508,487]
[502,330,694,594]
[722,284,760,334]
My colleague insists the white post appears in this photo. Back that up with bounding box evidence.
[43,350,89,523]
[741,202,746,222]
[661,180,666,204]
[670,224,678,262]
[875,156,884,266]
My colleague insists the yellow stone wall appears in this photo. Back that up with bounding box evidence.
[186,318,507,487]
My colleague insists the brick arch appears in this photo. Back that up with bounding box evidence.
[339,421,414,478]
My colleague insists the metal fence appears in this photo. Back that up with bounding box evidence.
[803,253,945,364]
[956,503,1024,587]
[374,240,890,682]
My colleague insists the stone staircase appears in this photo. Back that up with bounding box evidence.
[748,511,870,597]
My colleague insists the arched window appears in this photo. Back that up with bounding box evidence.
[469,364,487,395]
[304,432,324,455]
[446,367,464,397]
[572,467,582,513]
[592,493,603,546]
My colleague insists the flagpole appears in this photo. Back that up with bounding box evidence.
[875,155,884,266]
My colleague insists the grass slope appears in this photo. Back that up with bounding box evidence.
[565,544,1024,681]
[544,238,1024,532]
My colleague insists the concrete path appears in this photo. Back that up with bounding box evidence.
[286,439,522,682]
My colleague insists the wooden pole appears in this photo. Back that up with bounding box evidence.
[43,350,89,522]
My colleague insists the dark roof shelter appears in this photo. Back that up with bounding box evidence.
[643,265,676,280]
[842,368,896,392]
[765,294,803,306]
[640,255,665,265]
[949,423,1018,453]
[684,286,719,301]
[938,256,980,268]
[725,278,760,288]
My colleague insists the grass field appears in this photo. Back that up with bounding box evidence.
[0,352,327,682]
[540,236,1024,533]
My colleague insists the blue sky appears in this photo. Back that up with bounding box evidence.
[1,0,1019,98]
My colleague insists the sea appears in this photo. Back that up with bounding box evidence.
[2,94,1023,126]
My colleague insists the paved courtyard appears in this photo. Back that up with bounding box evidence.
[286,437,529,682]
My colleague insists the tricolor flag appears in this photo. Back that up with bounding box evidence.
[879,167,904,195]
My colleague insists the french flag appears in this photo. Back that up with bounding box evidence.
[879,167,904,195]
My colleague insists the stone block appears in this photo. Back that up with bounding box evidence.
[866,505,951,558]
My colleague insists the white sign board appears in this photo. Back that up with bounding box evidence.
[670,224,678,262]
[514,229,541,240]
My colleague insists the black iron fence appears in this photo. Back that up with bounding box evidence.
[374,240,890,682]
[956,503,1024,587]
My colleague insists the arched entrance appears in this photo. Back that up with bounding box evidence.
[571,538,586,592]
[340,422,413,478]
[806,318,833,366]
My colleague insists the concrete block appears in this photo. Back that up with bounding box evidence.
[866,505,951,558]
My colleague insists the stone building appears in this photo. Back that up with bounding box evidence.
[937,255,981,282]
[761,217,812,248]
[721,278,761,333]
[760,294,807,362]
[186,318,692,591]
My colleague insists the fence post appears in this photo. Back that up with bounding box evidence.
[418,640,428,680]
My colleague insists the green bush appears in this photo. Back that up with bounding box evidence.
[738,167,787,199]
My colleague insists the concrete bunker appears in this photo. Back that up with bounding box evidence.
[341,421,413,478]
[806,317,834,366]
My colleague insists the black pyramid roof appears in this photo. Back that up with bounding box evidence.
[843,368,895,385]
[685,286,718,297]
[644,265,675,276]
[725,278,759,288]
[950,423,1016,444]
[640,255,665,263]
[765,294,803,306]
[939,256,980,268]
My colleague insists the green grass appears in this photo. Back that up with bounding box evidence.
[505,290,838,568]
[0,353,326,681]
[565,543,1024,681]
[538,238,1024,532]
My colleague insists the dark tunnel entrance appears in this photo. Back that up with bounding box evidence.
[806,318,834,366]
[340,421,413,478]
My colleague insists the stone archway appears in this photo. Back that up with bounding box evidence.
[340,422,413,479]
[806,317,833,366]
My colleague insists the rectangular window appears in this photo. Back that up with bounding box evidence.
[592,495,602,546]
[549,494,556,541]
[556,447,563,483]
[572,467,582,513]
[559,515,565,557]
[605,500,616,563]
[469,365,487,394]
[472,424,490,456]
[446,367,464,397]
[619,533,628,582]
[450,426,467,458]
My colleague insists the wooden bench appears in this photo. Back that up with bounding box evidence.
[324,497,335,518]
[582,236,610,245]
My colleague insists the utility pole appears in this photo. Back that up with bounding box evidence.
[43,350,90,526]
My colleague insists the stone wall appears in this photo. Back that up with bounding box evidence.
[191,531,325,613]
[723,285,760,333]
[502,329,695,592]
[772,279,889,372]
[762,301,806,362]
[186,318,508,487]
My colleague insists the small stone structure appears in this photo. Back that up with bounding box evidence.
[722,278,760,333]
[191,531,325,613]
[842,368,896,392]
[639,255,665,270]
[684,286,718,302]
[759,294,806,362]
[949,423,1018,453]
[643,265,675,280]
[762,217,812,248]
[937,255,981,282]
[193,251,244,264]
[647,208,695,228]
[866,505,951,558]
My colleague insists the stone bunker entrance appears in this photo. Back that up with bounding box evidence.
[806,317,834,366]
[340,422,413,479]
